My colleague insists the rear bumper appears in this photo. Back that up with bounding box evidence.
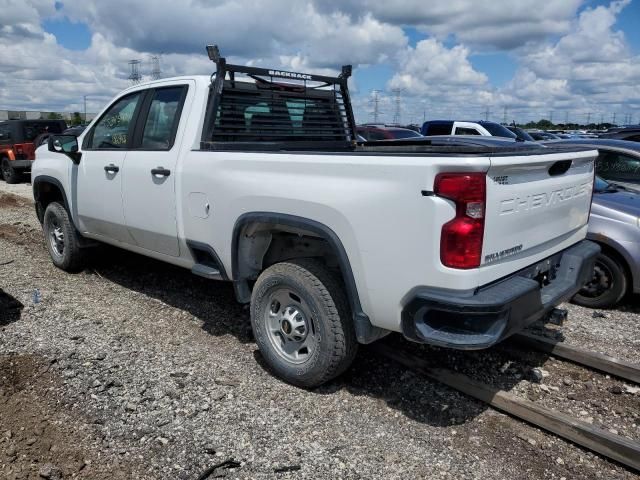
[401,240,600,349]
[10,159,34,170]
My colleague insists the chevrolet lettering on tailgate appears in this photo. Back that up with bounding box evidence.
[499,181,592,215]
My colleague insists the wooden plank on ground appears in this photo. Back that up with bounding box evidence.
[513,332,640,385]
[372,343,640,472]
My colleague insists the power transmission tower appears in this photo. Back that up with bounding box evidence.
[391,88,403,125]
[612,112,617,125]
[484,106,490,121]
[549,110,553,123]
[600,113,604,125]
[564,111,569,124]
[370,90,382,124]
[586,112,591,125]
[128,59,142,85]
[150,55,162,80]
[503,106,507,124]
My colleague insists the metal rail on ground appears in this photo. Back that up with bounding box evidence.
[372,342,640,472]
[512,332,640,385]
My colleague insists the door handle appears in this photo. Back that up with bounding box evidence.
[104,164,119,173]
[151,167,171,177]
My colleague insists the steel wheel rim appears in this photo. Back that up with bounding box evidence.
[263,287,317,364]
[580,261,612,298]
[47,216,65,257]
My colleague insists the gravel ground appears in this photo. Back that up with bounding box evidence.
[0,181,639,480]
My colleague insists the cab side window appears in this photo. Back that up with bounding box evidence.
[455,127,481,135]
[596,152,640,182]
[88,93,142,149]
[368,130,386,140]
[140,87,185,150]
[0,124,11,144]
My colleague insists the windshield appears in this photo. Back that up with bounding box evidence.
[509,127,535,141]
[389,129,422,139]
[482,122,517,139]
[594,176,610,192]
[22,121,65,141]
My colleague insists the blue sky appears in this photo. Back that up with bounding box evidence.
[3,0,640,124]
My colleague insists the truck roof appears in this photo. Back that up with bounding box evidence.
[119,75,211,93]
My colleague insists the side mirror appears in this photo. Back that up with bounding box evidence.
[49,135,81,164]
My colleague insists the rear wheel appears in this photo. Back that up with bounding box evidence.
[1,158,20,184]
[250,258,357,388]
[43,202,86,272]
[573,252,627,309]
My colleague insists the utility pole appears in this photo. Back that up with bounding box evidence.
[564,111,569,125]
[370,90,382,124]
[128,59,142,85]
[549,110,553,123]
[391,88,403,125]
[83,95,87,123]
[600,113,604,125]
[612,112,617,125]
[503,106,507,124]
[150,55,162,80]
[586,112,591,125]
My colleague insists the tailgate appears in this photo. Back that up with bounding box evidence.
[482,149,596,266]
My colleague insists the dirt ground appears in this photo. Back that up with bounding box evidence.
[0,182,639,479]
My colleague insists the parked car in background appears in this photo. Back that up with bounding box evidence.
[63,125,88,137]
[527,130,560,141]
[505,126,535,141]
[543,139,640,191]
[421,120,517,139]
[0,119,67,183]
[572,176,640,308]
[599,126,640,142]
[356,124,423,140]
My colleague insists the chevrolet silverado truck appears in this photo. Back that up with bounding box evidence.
[32,46,599,387]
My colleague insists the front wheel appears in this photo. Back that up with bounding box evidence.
[43,202,86,272]
[572,252,627,309]
[250,258,358,388]
[1,158,20,184]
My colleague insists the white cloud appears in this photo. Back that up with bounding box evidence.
[58,0,407,68]
[314,0,584,49]
[500,0,640,120]
[389,39,488,94]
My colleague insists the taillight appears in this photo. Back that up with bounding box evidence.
[434,172,486,269]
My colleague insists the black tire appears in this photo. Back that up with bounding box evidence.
[572,252,627,309]
[1,158,21,184]
[43,201,86,272]
[250,258,358,388]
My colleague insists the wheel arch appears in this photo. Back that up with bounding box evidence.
[32,175,75,227]
[587,229,637,288]
[231,212,387,344]
[594,241,634,294]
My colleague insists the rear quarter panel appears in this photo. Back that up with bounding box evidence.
[178,148,596,332]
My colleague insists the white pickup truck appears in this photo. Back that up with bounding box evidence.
[33,46,599,387]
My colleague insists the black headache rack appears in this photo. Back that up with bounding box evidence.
[200,45,357,151]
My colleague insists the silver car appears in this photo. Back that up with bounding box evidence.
[544,138,640,191]
[572,176,640,308]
